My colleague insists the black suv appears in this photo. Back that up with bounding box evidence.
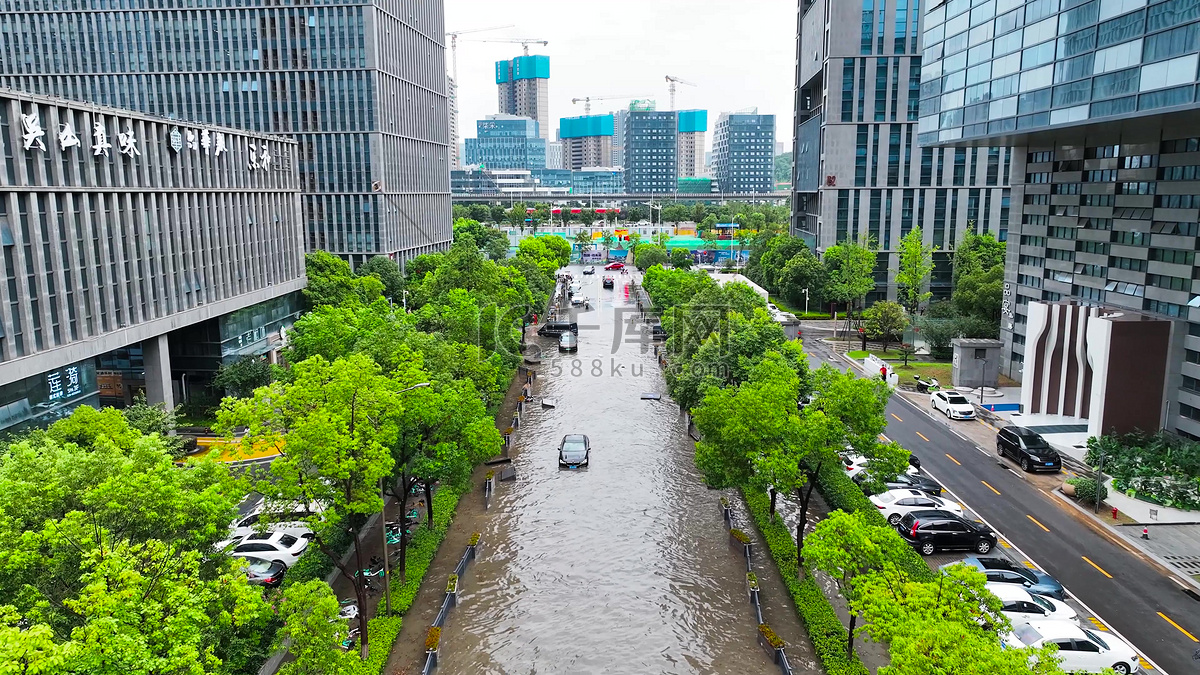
[996,426,1061,473]
[537,321,578,338]
[897,510,997,556]
[853,470,944,496]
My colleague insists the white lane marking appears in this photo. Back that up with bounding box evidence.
[922,465,1171,675]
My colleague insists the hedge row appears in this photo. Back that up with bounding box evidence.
[352,485,462,675]
[742,487,869,675]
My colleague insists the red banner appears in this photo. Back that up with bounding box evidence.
[551,208,562,214]
[595,208,607,214]
[570,208,582,214]
[526,207,536,213]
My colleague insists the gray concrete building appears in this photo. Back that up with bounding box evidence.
[918,0,1200,440]
[0,0,452,267]
[792,0,1012,303]
[0,89,304,433]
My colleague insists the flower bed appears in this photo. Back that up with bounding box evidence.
[746,572,760,591]
[425,626,441,652]
[468,532,481,547]
[729,528,751,545]
[1088,432,1200,510]
[758,623,785,649]
[446,574,458,593]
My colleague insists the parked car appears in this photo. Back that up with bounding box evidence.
[897,510,996,555]
[219,501,322,550]
[842,452,919,480]
[583,266,596,275]
[985,582,1079,625]
[647,324,667,340]
[538,321,578,337]
[602,276,615,289]
[604,262,625,270]
[931,390,977,419]
[559,332,578,352]
[871,488,963,525]
[568,283,582,296]
[1003,620,1141,674]
[946,557,1067,601]
[231,531,311,569]
[853,469,943,496]
[997,426,1062,473]
[558,434,590,468]
[241,556,287,587]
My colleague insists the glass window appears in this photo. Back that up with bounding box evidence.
[1056,53,1097,82]
[1054,79,1094,106]
[942,89,966,109]
[946,30,970,55]
[945,69,967,91]
[1139,83,1195,108]
[970,21,997,46]
[947,11,972,37]
[941,108,965,127]
[994,51,1022,76]
[1059,27,1098,57]
[1019,88,1054,113]
[1091,94,1138,115]
[948,0,972,17]
[1147,0,1200,31]
[990,96,1019,117]
[969,43,994,67]
[926,22,946,46]
[967,62,993,85]
[1100,0,1147,21]
[996,7,1024,34]
[998,0,1025,12]
[995,29,1025,55]
[1061,0,1101,32]
[1143,22,1200,62]
[972,1,997,25]
[1024,16,1060,46]
[967,82,992,103]
[929,3,948,25]
[1093,39,1144,73]
[1094,66,1141,96]
[1050,103,1092,124]
[1023,41,1057,68]
[993,73,1020,96]
[1097,11,1146,47]
[1026,0,1062,23]
[945,50,969,73]
[1020,64,1055,91]
[1141,54,1199,91]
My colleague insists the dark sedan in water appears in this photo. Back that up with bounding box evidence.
[558,434,590,468]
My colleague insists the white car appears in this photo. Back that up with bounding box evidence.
[842,452,919,480]
[931,390,977,419]
[986,583,1079,626]
[870,488,963,526]
[218,500,322,550]
[230,530,311,569]
[1004,620,1141,674]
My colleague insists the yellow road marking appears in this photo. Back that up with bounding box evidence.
[1158,612,1199,642]
[916,431,930,442]
[1081,556,1113,579]
[945,453,961,465]
[1023,560,1036,568]
[890,413,904,422]
[1026,515,1051,532]
[977,419,997,431]
[981,480,1001,495]
[1139,656,1154,670]
[999,539,1011,549]
[1088,617,1109,631]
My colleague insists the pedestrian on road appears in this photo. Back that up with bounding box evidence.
[532,313,539,325]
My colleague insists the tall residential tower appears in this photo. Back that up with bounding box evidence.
[496,55,551,142]
[713,111,775,193]
[676,110,708,178]
[792,0,1012,302]
[560,115,615,170]
[624,110,678,193]
[0,0,453,267]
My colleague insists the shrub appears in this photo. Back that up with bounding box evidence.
[747,572,759,590]
[485,470,495,481]
[1086,432,1200,510]
[1066,477,1109,505]
[469,532,481,546]
[758,623,785,649]
[730,528,751,544]
[446,574,458,592]
[425,626,441,651]
[720,496,730,508]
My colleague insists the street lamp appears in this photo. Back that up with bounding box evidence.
[802,287,810,316]
[381,381,431,616]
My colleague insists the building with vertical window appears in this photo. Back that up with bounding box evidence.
[449,75,461,170]
[0,89,305,434]
[560,115,614,170]
[713,110,775,193]
[918,0,1200,440]
[497,55,551,142]
[464,115,546,170]
[676,109,708,178]
[612,109,629,168]
[624,110,678,193]
[792,0,1012,303]
[0,1,451,267]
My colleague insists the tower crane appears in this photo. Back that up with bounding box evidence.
[571,95,651,115]
[462,38,549,56]
[665,75,697,110]
[445,25,514,82]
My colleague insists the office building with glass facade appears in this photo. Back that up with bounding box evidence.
[792,0,1013,302]
[0,0,451,267]
[464,115,546,170]
[0,89,305,433]
[624,111,678,193]
[919,0,1200,438]
[713,111,776,193]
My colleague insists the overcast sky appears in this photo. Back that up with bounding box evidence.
[445,0,797,155]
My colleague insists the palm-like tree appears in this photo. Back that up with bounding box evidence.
[573,230,592,252]
[600,229,616,250]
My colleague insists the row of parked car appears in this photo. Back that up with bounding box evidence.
[849,453,1141,673]
[930,390,1063,473]
[219,501,324,587]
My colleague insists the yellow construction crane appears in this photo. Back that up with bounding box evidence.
[665,75,697,110]
[445,25,514,82]
[571,95,651,115]
[463,38,549,56]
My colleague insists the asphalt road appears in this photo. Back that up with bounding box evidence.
[806,343,1200,675]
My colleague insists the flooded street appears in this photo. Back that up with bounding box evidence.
[437,265,799,674]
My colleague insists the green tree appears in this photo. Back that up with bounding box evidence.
[358,255,406,302]
[573,229,593,252]
[863,300,909,352]
[882,619,1068,675]
[600,229,616,250]
[662,204,689,224]
[916,316,959,360]
[633,243,668,270]
[822,240,876,323]
[217,354,401,657]
[669,247,694,269]
[896,227,935,313]
[747,212,767,232]
[489,205,507,223]
[507,202,528,231]
[627,231,643,250]
[653,231,672,247]
[954,263,1004,323]
[579,209,596,227]
[952,231,1006,286]
[774,151,793,184]
[213,355,274,399]
[692,203,708,224]
[304,251,384,308]
[454,218,508,261]
[120,393,186,457]
[276,581,357,675]
[777,250,826,312]
[468,204,492,222]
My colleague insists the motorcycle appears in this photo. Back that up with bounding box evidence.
[914,375,941,393]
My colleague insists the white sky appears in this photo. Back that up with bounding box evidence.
[445,0,797,155]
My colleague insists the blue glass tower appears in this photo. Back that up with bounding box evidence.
[464,116,546,170]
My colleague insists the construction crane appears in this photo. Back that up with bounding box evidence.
[462,38,549,56]
[445,25,514,82]
[665,75,697,111]
[571,95,651,115]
